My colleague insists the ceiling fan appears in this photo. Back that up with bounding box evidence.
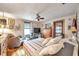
[35,13,44,21]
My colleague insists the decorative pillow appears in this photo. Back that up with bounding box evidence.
[45,36,62,46]
[39,43,64,56]
[42,37,52,46]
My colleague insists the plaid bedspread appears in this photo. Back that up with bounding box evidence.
[23,38,44,56]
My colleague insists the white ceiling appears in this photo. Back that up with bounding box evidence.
[0,3,78,21]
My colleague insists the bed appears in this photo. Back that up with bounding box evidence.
[23,38,78,56]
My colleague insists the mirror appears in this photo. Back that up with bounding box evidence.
[53,20,64,37]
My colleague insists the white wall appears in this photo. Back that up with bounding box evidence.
[77,7,79,42]
[31,21,43,28]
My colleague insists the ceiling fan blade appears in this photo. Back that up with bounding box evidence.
[40,17,44,19]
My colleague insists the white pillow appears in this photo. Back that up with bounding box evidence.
[39,43,64,56]
[42,37,52,46]
[45,36,62,46]
[59,38,67,43]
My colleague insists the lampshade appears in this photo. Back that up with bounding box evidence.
[71,26,77,33]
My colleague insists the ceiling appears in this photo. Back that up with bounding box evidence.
[0,3,78,21]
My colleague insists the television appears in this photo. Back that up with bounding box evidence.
[33,28,41,34]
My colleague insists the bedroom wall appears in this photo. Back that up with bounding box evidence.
[43,14,76,38]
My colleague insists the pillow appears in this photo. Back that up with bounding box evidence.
[39,43,64,56]
[59,38,67,44]
[45,36,62,46]
[42,37,52,46]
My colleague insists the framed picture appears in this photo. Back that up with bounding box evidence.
[68,18,72,30]
[8,18,15,29]
[45,23,51,28]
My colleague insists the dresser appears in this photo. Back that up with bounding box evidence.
[0,34,8,56]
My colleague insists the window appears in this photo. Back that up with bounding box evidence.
[24,22,32,35]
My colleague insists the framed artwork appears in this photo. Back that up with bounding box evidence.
[8,18,15,29]
[0,19,6,28]
[72,18,77,29]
